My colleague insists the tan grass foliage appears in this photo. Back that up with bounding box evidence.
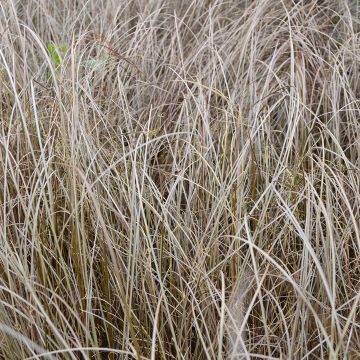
[0,0,360,359]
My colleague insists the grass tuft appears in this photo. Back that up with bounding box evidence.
[0,0,359,359]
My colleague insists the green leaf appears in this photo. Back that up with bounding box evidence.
[83,57,108,69]
[47,43,67,66]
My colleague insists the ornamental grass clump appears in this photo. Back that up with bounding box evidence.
[0,0,359,359]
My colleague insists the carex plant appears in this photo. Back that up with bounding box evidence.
[0,0,359,359]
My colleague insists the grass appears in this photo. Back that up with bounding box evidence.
[0,0,359,359]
